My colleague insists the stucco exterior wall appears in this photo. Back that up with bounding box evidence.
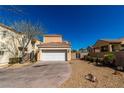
[80,52,88,59]
[0,25,39,64]
[67,49,71,61]
[94,48,101,53]
[43,36,62,43]
[0,26,21,64]
[121,41,124,44]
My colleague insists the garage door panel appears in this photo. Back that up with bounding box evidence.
[41,50,66,61]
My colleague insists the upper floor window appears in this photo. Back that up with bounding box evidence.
[2,31,7,38]
[1,43,6,50]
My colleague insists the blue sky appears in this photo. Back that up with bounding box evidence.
[1,5,124,50]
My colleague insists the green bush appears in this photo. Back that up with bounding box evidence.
[103,53,115,64]
[87,56,92,61]
[9,58,22,64]
[84,55,89,61]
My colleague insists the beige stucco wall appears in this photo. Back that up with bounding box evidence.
[67,49,71,61]
[37,35,71,61]
[121,41,124,44]
[80,52,88,59]
[0,25,41,64]
[0,26,21,64]
[43,36,62,43]
[37,48,71,61]
[94,48,101,53]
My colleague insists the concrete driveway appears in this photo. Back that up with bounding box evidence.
[0,61,71,88]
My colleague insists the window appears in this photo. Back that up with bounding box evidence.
[112,45,115,51]
[112,44,120,52]
[121,44,124,47]
[0,51,4,55]
[121,44,124,51]
[0,43,6,50]
[101,45,109,52]
[1,43,6,49]
[2,31,7,38]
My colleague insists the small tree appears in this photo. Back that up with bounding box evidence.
[71,49,77,52]
[11,20,44,63]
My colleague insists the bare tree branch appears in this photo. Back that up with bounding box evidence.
[11,20,44,63]
[0,6,26,15]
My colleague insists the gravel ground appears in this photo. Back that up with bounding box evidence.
[60,60,124,88]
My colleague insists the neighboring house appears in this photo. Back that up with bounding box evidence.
[37,34,71,61]
[0,23,40,64]
[92,38,124,53]
[0,23,21,64]
[87,46,94,53]
[79,48,88,59]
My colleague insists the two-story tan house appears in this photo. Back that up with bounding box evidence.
[37,34,71,61]
[0,23,42,64]
[0,23,21,64]
[0,23,71,63]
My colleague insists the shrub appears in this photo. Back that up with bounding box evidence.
[9,57,22,64]
[87,56,92,61]
[92,57,97,62]
[103,53,115,65]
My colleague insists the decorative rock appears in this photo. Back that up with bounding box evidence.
[85,73,98,82]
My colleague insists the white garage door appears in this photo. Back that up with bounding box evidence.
[41,50,66,61]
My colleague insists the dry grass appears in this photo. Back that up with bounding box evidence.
[60,60,124,88]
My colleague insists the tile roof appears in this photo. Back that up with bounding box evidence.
[93,39,123,48]
[100,39,121,44]
[0,23,16,32]
[37,42,71,48]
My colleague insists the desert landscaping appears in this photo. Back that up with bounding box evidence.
[1,5,124,89]
[60,60,124,88]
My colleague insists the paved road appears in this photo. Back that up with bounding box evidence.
[0,61,71,88]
